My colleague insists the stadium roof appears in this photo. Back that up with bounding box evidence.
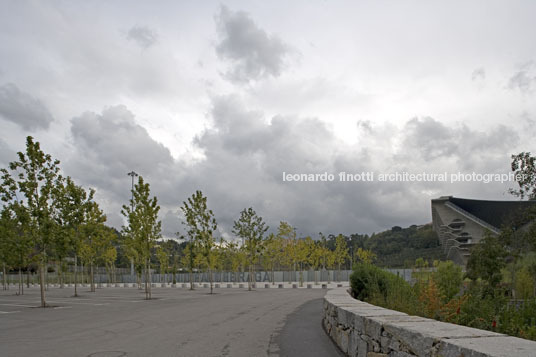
[447,197,536,230]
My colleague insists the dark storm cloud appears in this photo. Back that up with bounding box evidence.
[185,96,429,236]
[127,25,158,49]
[215,6,291,83]
[400,117,518,167]
[401,117,459,161]
[64,100,524,238]
[66,105,176,206]
[0,83,54,130]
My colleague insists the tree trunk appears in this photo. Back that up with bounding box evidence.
[26,269,30,288]
[144,259,151,300]
[45,263,48,291]
[2,263,4,290]
[58,259,64,288]
[299,263,303,287]
[209,268,213,294]
[248,264,252,291]
[18,267,23,295]
[288,266,292,284]
[39,261,46,307]
[90,263,95,292]
[74,254,78,297]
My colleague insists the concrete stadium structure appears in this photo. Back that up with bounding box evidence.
[431,196,536,266]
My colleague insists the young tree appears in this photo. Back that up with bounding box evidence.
[262,233,283,285]
[278,222,297,283]
[180,241,197,289]
[0,208,12,290]
[79,202,110,292]
[102,244,117,284]
[162,239,179,285]
[333,234,349,282]
[233,207,268,291]
[156,245,169,283]
[226,241,245,283]
[180,190,217,294]
[0,204,32,295]
[433,260,463,303]
[295,237,312,287]
[466,232,507,295]
[0,136,62,307]
[53,177,95,296]
[122,176,161,299]
[308,240,324,285]
[356,248,377,265]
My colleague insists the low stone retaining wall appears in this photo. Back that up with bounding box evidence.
[323,288,536,357]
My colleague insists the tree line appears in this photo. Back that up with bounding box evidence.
[0,136,351,306]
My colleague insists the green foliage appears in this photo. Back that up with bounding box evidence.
[515,267,534,300]
[350,262,417,314]
[466,232,507,291]
[1,136,62,306]
[434,261,463,303]
[337,224,444,268]
[180,190,217,292]
[121,176,161,299]
[233,207,268,290]
[509,152,536,199]
[233,207,268,262]
[333,234,349,268]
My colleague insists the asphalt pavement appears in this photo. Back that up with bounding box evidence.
[0,285,343,357]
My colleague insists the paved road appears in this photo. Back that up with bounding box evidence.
[0,286,342,356]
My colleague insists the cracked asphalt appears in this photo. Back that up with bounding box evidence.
[0,286,343,356]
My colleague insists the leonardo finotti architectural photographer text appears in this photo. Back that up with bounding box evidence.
[282,171,527,184]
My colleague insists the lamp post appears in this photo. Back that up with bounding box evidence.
[127,171,138,277]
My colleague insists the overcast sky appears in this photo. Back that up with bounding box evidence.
[1,1,535,239]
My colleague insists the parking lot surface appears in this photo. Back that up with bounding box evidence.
[0,285,342,356]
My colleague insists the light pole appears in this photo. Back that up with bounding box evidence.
[127,171,138,277]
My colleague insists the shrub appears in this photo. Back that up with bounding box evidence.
[350,262,417,314]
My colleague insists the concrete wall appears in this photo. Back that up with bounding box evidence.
[323,288,536,357]
[431,197,496,266]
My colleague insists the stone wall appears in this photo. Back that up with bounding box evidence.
[323,288,536,357]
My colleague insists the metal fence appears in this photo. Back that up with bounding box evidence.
[1,268,419,285]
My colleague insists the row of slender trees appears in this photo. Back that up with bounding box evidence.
[0,136,351,305]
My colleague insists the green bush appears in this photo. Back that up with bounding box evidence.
[350,262,417,314]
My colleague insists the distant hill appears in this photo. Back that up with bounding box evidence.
[330,223,446,268]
